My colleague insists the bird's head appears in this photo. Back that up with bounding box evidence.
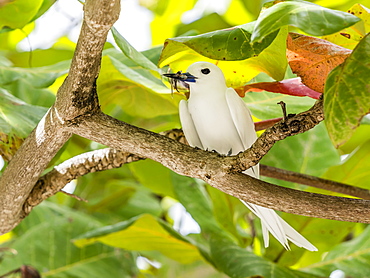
[163,62,227,98]
[185,62,225,84]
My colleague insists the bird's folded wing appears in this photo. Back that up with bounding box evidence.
[226,88,259,177]
[225,88,257,149]
[179,100,203,149]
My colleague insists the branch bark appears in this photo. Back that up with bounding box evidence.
[24,148,143,213]
[231,97,324,172]
[0,0,121,234]
[24,129,370,215]
[67,111,370,223]
[260,164,370,200]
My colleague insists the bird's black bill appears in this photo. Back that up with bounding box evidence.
[163,71,197,82]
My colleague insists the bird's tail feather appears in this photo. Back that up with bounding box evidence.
[242,201,317,251]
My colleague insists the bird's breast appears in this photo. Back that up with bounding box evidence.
[187,94,245,155]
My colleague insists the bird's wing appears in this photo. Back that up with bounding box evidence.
[179,100,203,149]
[225,88,256,149]
[226,88,259,177]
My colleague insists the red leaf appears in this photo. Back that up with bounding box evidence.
[255,118,282,131]
[235,77,322,99]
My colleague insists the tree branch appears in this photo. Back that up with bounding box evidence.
[24,128,370,215]
[24,148,143,213]
[67,110,370,223]
[55,0,120,120]
[231,97,324,172]
[260,164,370,200]
[0,0,121,234]
[0,113,72,233]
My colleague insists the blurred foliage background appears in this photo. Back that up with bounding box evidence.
[0,0,370,277]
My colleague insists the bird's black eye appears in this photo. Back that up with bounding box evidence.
[201,68,210,75]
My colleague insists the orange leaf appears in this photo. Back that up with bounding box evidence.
[286,33,351,93]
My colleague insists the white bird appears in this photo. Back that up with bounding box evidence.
[164,61,317,251]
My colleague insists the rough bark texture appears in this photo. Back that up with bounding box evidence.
[0,112,72,233]
[0,0,121,234]
[24,148,143,214]
[67,111,370,223]
[24,137,370,222]
[230,97,324,172]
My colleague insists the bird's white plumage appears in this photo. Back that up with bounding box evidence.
[178,61,317,251]
[179,100,203,149]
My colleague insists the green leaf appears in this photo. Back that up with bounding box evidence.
[30,0,56,22]
[339,124,370,154]
[8,48,74,68]
[210,236,319,278]
[161,22,278,61]
[111,27,160,72]
[261,123,340,181]
[0,202,138,277]
[0,89,47,136]
[323,139,370,189]
[3,80,56,107]
[0,60,70,88]
[0,58,68,107]
[74,214,203,264]
[0,89,47,159]
[322,4,370,50]
[129,160,176,198]
[273,217,355,268]
[206,186,244,244]
[98,56,181,119]
[303,226,370,277]
[0,0,44,29]
[171,173,229,237]
[324,33,370,147]
[251,0,360,42]
[244,89,315,120]
[110,56,166,93]
[159,26,288,86]
[175,12,232,37]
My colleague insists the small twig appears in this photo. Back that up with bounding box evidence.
[277,101,287,121]
[59,190,88,202]
[260,164,370,200]
[234,97,324,173]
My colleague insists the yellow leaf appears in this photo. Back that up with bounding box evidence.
[74,214,203,264]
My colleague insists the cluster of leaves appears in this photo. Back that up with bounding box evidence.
[0,0,370,277]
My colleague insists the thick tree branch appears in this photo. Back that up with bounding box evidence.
[24,148,143,213]
[0,113,72,233]
[25,147,370,215]
[0,0,120,235]
[25,129,370,214]
[67,110,370,223]
[56,0,120,120]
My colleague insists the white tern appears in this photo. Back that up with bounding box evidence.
[164,61,317,251]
